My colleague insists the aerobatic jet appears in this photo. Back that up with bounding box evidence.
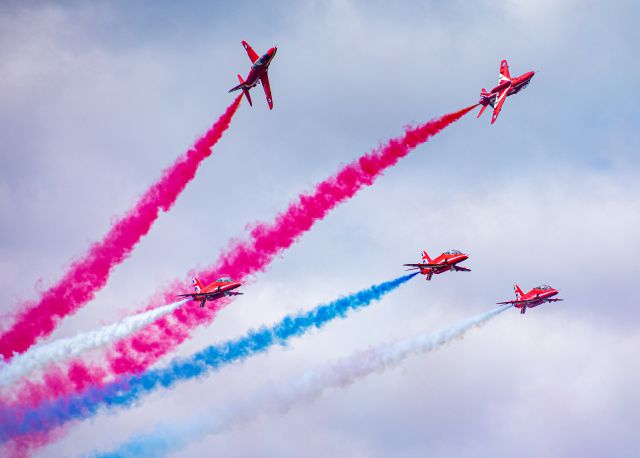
[497,284,563,314]
[477,60,535,124]
[177,276,243,308]
[403,250,471,281]
[228,40,277,109]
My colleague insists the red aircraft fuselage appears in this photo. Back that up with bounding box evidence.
[404,250,470,281]
[497,284,562,314]
[242,47,277,88]
[229,41,277,109]
[177,276,243,308]
[477,59,535,124]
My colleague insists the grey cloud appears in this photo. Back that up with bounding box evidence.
[0,1,638,457]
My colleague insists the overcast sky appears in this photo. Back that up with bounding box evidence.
[1,0,639,457]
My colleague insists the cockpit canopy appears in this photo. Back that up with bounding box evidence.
[444,250,462,255]
[535,284,553,290]
[216,276,234,283]
[253,54,269,67]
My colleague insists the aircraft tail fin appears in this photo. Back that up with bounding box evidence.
[514,284,524,300]
[421,250,432,263]
[238,74,252,106]
[477,89,492,117]
[242,88,252,106]
[192,277,204,293]
[229,74,253,106]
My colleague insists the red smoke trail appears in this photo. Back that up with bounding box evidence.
[7,105,476,413]
[105,104,476,373]
[0,97,242,361]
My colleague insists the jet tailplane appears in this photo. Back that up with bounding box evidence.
[228,74,251,105]
[236,74,253,106]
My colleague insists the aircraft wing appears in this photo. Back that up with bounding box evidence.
[497,297,562,306]
[497,300,519,305]
[499,59,511,83]
[177,291,243,298]
[491,87,509,124]
[176,292,221,300]
[242,40,259,63]
[260,72,273,109]
[403,263,445,269]
[228,78,246,93]
[177,293,210,300]
[496,298,533,305]
[452,266,471,272]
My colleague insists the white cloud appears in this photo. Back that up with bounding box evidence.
[0,1,637,457]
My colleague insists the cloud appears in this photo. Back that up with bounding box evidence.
[0,1,638,457]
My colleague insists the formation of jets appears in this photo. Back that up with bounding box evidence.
[402,249,562,315]
[177,43,560,315]
[402,249,561,314]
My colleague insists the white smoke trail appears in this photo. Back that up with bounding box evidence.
[0,300,187,387]
[297,304,509,393]
[97,306,510,458]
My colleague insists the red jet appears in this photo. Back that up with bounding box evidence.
[477,60,535,124]
[497,284,563,314]
[403,249,471,281]
[229,41,277,109]
[177,276,243,308]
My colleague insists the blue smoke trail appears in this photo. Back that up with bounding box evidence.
[1,273,416,443]
[96,305,510,458]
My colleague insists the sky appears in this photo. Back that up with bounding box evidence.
[1,0,639,456]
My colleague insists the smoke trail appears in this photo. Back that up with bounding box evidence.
[8,105,475,416]
[0,97,242,360]
[98,305,509,458]
[102,105,477,374]
[0,274,416,443]
[0,301,186,387]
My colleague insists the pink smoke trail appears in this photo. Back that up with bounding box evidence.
[1,428,66,458]
[109,105,477,369]
[7,105,476,413]
[0,97,242,361]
